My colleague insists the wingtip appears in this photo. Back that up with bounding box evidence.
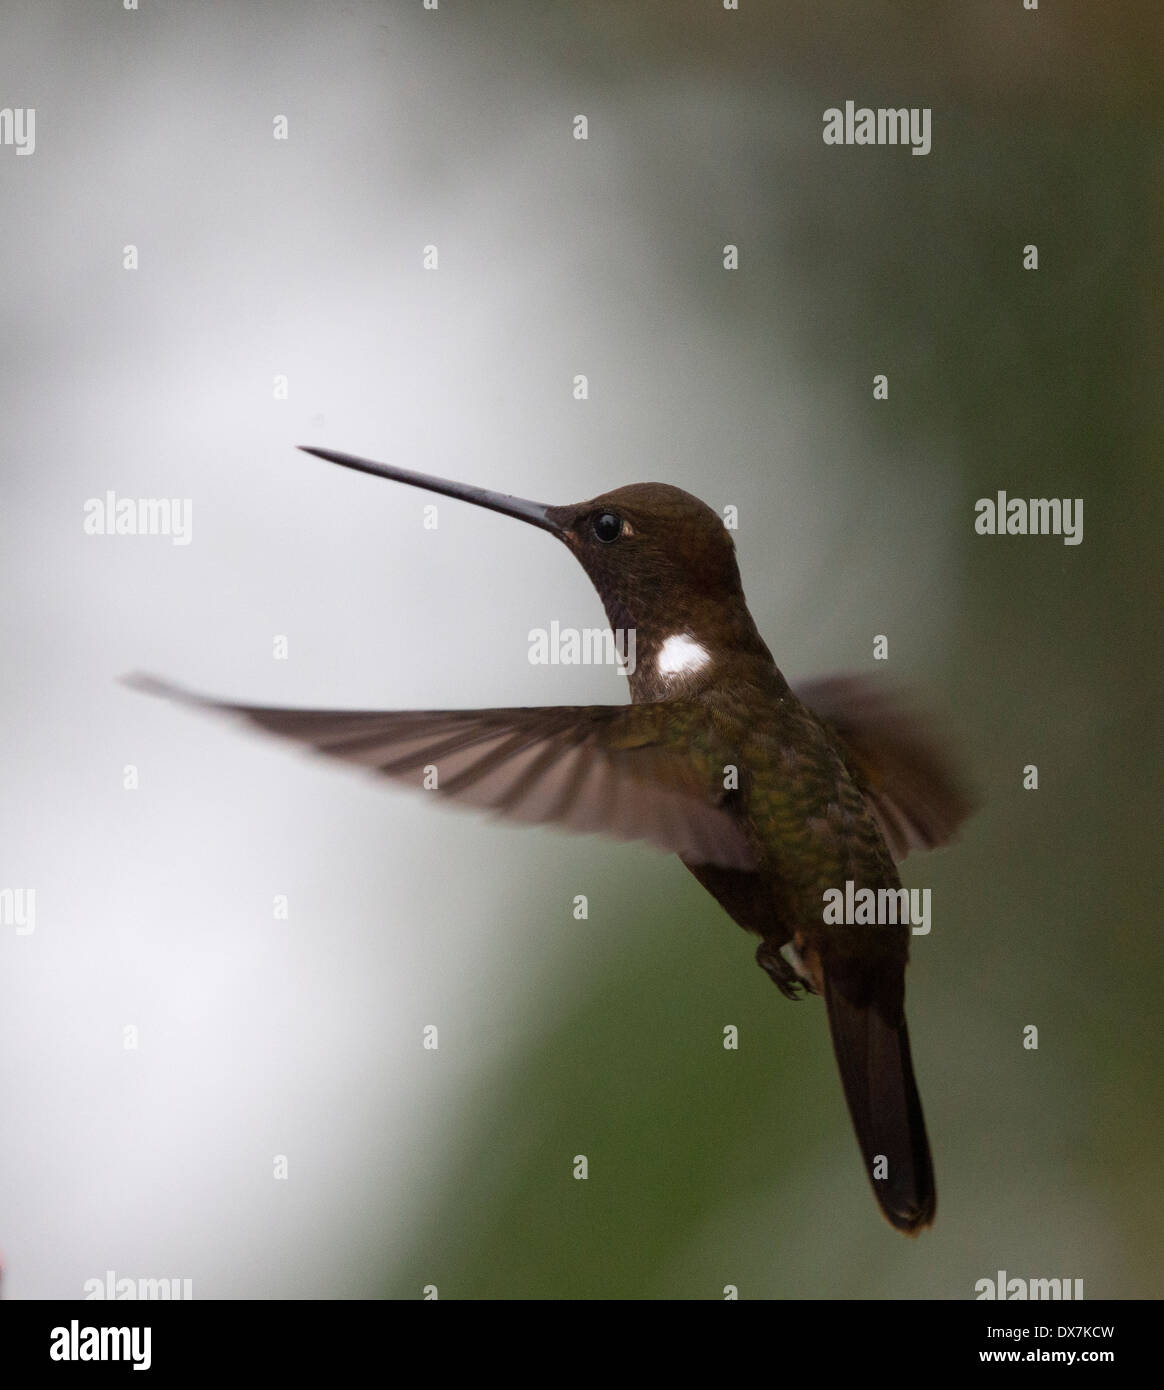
[121,671,168,695]
[119,672,202,706]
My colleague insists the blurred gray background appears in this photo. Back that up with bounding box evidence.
[1,1,1159,1299]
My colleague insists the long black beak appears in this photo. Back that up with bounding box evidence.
[298,446,564,536]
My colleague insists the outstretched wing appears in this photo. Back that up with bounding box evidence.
[794,675,975,861]
[127,675,756,870]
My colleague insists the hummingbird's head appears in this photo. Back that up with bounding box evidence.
[541,483,771,698]
[545,483,741,619]
[298,448,772,699]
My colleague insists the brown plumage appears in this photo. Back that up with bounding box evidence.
[129,448,974,1233]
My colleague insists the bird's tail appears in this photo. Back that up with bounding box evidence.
[823,976,936,1233]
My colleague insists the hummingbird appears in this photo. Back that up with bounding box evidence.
[131,445,972,1233]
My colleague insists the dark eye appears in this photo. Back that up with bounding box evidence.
[592,512,622,544]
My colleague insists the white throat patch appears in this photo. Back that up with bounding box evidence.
[656,633,711,681]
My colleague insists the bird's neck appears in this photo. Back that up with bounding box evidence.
[606,597,778,704]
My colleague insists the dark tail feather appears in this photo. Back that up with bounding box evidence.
[824,978,936,1234]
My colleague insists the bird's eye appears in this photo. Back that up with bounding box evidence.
[592,512,623,544]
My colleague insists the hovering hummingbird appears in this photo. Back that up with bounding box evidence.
[132,445,972,1233]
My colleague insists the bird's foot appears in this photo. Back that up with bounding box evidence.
[756,941,808,1000]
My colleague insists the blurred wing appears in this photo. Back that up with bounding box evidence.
[128,675,755,870]
[795,675,975,860]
